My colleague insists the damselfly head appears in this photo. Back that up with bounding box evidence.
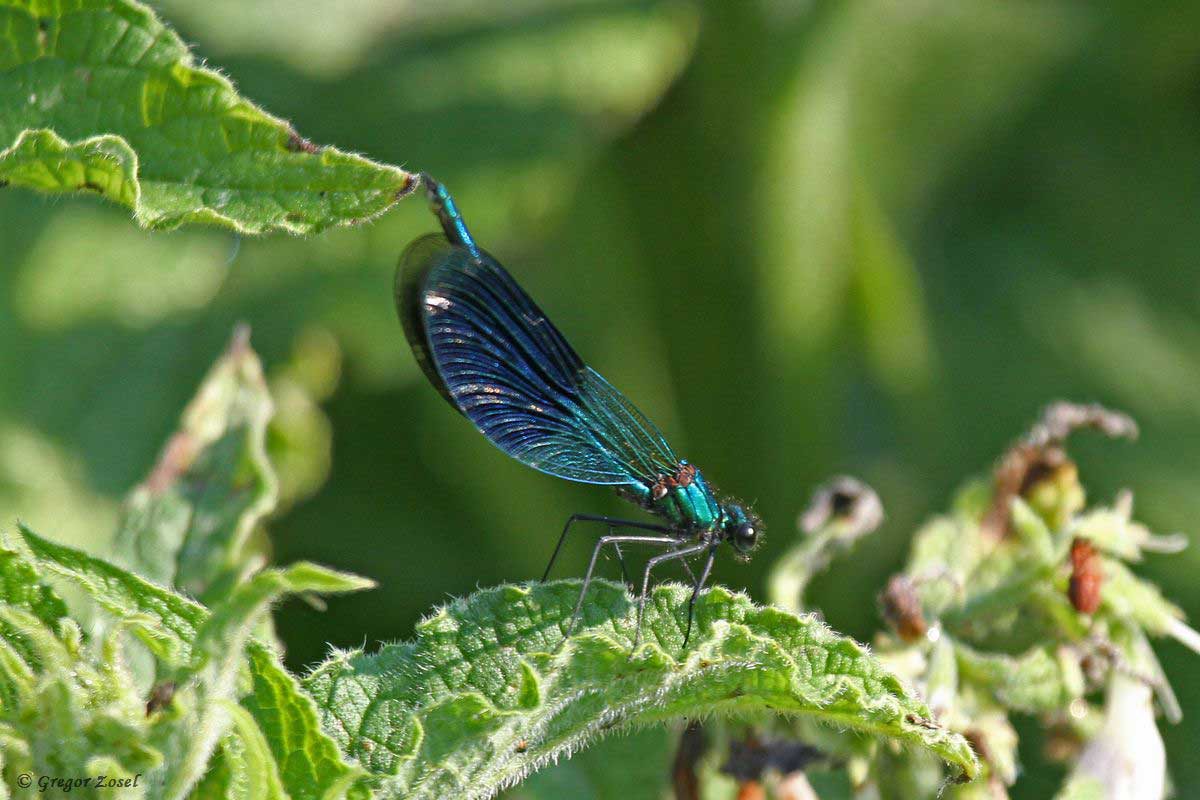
[721,502,763,558]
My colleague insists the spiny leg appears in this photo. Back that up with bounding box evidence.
[565,534,678,642]
[610,541,632,590]
[543,514,673,582]
[678,552,698,584]
[684,547,718,647]
[615,540,693,590]
[633,541,712,650]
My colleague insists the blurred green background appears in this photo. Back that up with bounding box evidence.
[2,0,1198,796]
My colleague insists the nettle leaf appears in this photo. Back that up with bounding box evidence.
[113,326,278,605]
[0,605,162,798]
[14,522,206,663]
[157,563,372,800]
[0,0,414,232]
[0,128,137,204]
[955,643,1083,714]
[304,580,978,800]
[0,546,68,688]
[106,329,368,798]
[0,545,67,627]
[241,643,373,800]
[190,704,289,800]
[12,524,371,800]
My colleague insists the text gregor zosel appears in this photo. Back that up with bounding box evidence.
[17,773,143,792]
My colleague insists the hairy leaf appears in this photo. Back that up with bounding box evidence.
[11,524,371,800]
[189,704,290,800]
[0,0,413,232]
[0,606,161,799]
[955,644,1083,714]
[0,547,65,624]
[0,129,137,205]
[241,643,372,800]
[157,564,371,800]
[304,580,978,799]
[12,522,206,662]
[0,548,68,702]
[113,326,277,604]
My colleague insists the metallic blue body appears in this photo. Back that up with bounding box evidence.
[619,465,722,531]
[397,174,759,546]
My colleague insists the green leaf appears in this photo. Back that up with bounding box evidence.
[905,514,981,618]
[0,545,68,685]
[188,704,290,800]
[113,326,278,604]
[303,580,978,799]
[0,0,414,233]
[1101,558,1185,636]
[955,643,1083,714]
[11,523,372,800]
[1009,497,1056,566]
[241,643,372,800]
[4,532,204,790]
[186,563,373,679]
[157,563,372,799]
[0,129,137,204]
[0,605,162,798]
[1068,507,1143,562]
[0,545,66,626]
[12,522,207,663]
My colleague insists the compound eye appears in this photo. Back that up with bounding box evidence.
[735,523,757,551]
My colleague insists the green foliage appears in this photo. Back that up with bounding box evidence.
[112,325,276,604]
[0,0,413,232]
[303,580,975,799]
[826,405,1198,798]
[4,522,373,800]
[3,1,1200,797]
[0,333,981,799]
[670,404,1196,799]
[0,334,375,800]
[0,602,163,799]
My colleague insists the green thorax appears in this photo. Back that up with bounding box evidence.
[618,461,722,531]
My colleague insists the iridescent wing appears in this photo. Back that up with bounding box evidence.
[396,234,679,486]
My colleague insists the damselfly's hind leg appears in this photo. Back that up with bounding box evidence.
[683,547,718,647]
[633,541,712,650]
[611,541,631,588]
[543,514,673,586]
[562,533,676,643]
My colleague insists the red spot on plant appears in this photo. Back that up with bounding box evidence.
[286,128,319,154]
[1069,537,1102,614]
[880,574,927,642]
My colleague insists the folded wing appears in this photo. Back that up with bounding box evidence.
[396,234,679,486]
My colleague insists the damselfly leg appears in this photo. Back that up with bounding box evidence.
[544,514,684,590]
[684,546,718,646]
[633,541,712,649]
[564,533,678,641]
